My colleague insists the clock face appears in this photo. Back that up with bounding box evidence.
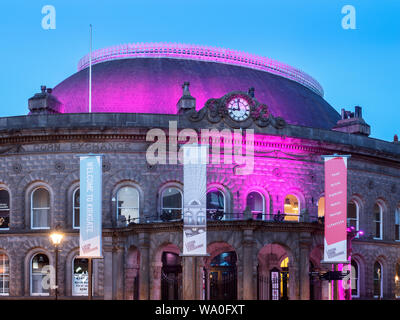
[227,97,251,121]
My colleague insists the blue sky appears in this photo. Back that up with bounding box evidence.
[0,0,398,141]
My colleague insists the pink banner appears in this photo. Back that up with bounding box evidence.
[324,156,348,263]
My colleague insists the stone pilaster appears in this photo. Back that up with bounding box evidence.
[299,232,311,300]
[138,232,150,300]
[242,228,255,300]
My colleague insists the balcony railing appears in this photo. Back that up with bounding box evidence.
[120,210,323,225]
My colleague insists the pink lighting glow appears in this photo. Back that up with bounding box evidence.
[77,42,324,97]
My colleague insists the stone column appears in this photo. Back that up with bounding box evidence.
[138,232,150,300]
[150,262,162,300]
[103,239,113,300]
[182,256,196,299]
[299,233,311,300]
[113,242,125,300]
[196,257,206,300]
[242,228,255,300]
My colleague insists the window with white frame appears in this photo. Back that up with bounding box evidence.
[73,188,80,229]
[207,189,225,220]
[246,191,265,220]
[161,187,182,220]
[373,203,383,240]
[0,254,9,295]
[395,207,400,241]
[373,261,383,299]
[0,190,10,230]
[347,201,359,236]
[31,188,50,229]
[117,187,139,224]
[30,253,50,296]
[351,260,359,298]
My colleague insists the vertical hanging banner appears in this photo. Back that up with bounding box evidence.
[79,155,103,258]
[323,155,350,263]
[182,144,208,256]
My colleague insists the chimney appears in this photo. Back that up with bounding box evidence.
[332,106,370,136]
[177,82,196,114]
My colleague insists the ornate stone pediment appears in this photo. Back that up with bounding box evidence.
[183,90,286,129]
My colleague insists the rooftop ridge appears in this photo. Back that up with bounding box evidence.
[77,42,324,97]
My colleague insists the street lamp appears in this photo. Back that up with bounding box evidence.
[49,226,64,300]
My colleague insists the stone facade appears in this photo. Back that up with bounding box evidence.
[0,111,399,300]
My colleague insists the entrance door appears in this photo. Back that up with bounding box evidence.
[161,252,182,300]
[209,251,237,300]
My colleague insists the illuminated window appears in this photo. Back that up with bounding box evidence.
[161,188,182,220]
[317,197,325,217]
[73,257,89,296]
[73,188,80,229]
[280,257,289,299]
[395,207,400,241]
[207,190,225,220]
[31,188,50,229]
[395,263,400,299]
[351,260,359,297]
[117,187,140,224]
[373,203,383,240]
[284,194,299,222]
[373,261,382,299]
[0,254,9,295]
[31,253,49,296]
[0,190,10,230]
[347,201,359,236]
[246,192,265,220]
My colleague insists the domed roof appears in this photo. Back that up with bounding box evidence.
[51,43,340,129]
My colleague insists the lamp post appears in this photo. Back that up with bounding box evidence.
[49,226,64,300]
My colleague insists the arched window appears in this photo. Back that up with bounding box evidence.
[73,188,80,229]
[395,263,400,299]
[395,207,400,241]
[246,191,265,220]
[117,187,140,224]
[347,201,359,236]
[284,194,299,222]
[0,254,9,295]
[31,253,49,296]
[72,257,89,296]
[161,187,182,220]
[373,203,383,240]
[207,189,225,220]
[373,261,382,299]
[0,190,10,230]
[317,197,325,218]
[351,260,359,297]
[31,188,50,229]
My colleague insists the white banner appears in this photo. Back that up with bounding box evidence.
[323,155,349,263]
[182,144,208,256]
[79,155,103,258]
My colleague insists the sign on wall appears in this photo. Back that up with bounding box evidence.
[182,144,208,256]
[79,155,103,258]
[323,155,350,263]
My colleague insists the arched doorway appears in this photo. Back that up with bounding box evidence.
[208,251,237,300]
[161,252,182,300]
[257,243,293,300]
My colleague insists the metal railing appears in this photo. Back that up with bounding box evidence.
[77,42,324,97]
[120,210,323,226]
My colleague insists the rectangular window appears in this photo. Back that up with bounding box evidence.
[373,208,382,240]
[32,209,50,229]
[396,209,400,241]
[0,255,9,295]
[0,190,10,230]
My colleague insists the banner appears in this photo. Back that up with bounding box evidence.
[323,155,349,263]
[182,144,208,256]
[79,155,103,258]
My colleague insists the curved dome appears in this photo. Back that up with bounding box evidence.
[52,44,340,129]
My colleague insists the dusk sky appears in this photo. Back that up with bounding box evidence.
[0,0,398,141]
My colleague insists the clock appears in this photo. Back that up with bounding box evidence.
[227,97,251,121]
